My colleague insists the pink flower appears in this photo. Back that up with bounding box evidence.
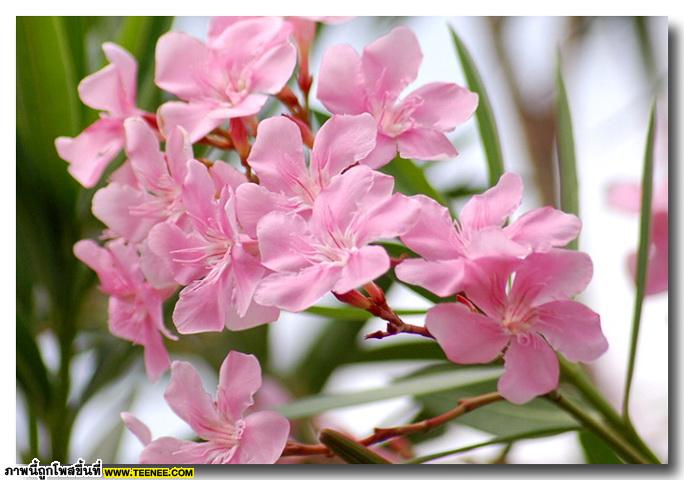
[73,239,176,381]
[122,351,290,464]
[427,250,608,404]
[396,172,581,297]
[56,43,142,188]
[155,17,297,142]
[147,160,278,334]
[317,26,478,168]
[91,117,194,244]
[236,114,377,235]
[254,165,420,311]
[609,178,668,295]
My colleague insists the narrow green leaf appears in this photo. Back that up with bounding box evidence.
[381,156,449,206]
[450,27,504,186]
[346,342,445,363]
[16,315,52,413]
[579,431,624,464]
[319,429,391,464]
[622,104,657,418]
[277,368,500,419]
[407,426,578,464]
[555,54,580,250]
[305,306,372,321]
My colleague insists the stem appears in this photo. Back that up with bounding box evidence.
[545,391,651,464]
[559,357,661,464]
[282,392,503,457]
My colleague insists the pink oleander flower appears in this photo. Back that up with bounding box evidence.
[155,17,297,142]
[73,239,176,381]
[91,117,194,244]
[254,165,420,311]
[235,114,377,236]
[121,351,290,464]
[147,160,278,334]
[396,172,581,297]
[317,26,479,168]
[56,43,142,188]
[427,250,608,404]
[609,178,668,295]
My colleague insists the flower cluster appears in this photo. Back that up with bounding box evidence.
[57,18,608,463]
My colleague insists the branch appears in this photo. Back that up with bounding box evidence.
[282,392,503,457]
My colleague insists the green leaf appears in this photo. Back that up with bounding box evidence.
[555,54,580,250]
[622,104,657,417]
[319,429,391,464]
[346,341,446,363]
[16,315,52,413]
[407,426,578,464]
[277,367,500,419]
[305,306,373,321]
[450,27,504,187]
[578,431,624,464]
[381,156,449,206]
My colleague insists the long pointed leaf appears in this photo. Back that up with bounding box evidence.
[450,27,504,186]
[319,429,391,464]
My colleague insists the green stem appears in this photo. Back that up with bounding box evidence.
[546,392,651,464]
[406,426,578,464]
[559,357,661,464]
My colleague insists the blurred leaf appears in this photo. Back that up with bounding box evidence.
[87,389,137,462]
[278,367,500,419]
[555,55,580,250]
[319,429,391,464]
[116,16,174,110]
[79,340,138,406]
[450,27,504,187]
[346,342,446,363]
[579,431,624,464]
[381,156,449,206]
[407,426,578,464]
[17,16,81,207]
[16,316,52,413]
[305,306,373,321]
[623,104,657,415]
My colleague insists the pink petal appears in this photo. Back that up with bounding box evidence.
[354,193,420,245]
[222,94,269,118]
[164,361,224,440]
[505,207,581,252]
[164,126,192,184]
[249,42,297,94]
[404,82,478,131]
[158,101,228,143]
[426,303,508,363]
[142,320,171,382]
[230,411,290,464]
[235,183,299,237]
[361,26,422,101]
[395,258,468,297]
[155,32,210,100]
[459,172,523,232]
[317,44,367,114]
[124,117,166,188]
[146,221,207,285]
[230,244,268,318]
[225,300,280,331]
[216,351,262,422]
[91,183,158,243]
[121,412,152,446]
[182,160,219,226]
[256,211,312,272]
[628,210,668,295]
[466,227,531,259]
[397,128,458,160]
[210,160,246,192]
[208,17,255,42]
[173,269,231,334]
[535,300,608,362]
[254,264,342,312]
[138,240,178,289]
[140,437,212,464]
[55,118,125,188]
[399,194,462,260]
[210,17,290,65]
[463,256,521,319]
[73,239,127,295]
[333,245,390,293]
[360,133,398,169]
[79,43,137,116]
[498,335,559,404]
[311,114,377,182]
[608,181,642,213]
[510,249,593,307]
[247,116,308,196]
